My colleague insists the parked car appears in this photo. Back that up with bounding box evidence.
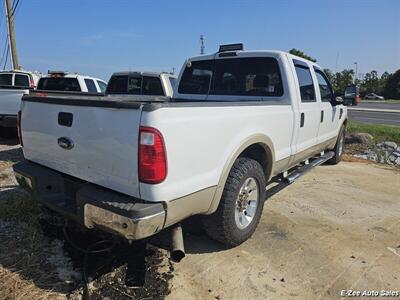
[14,44,347,251]
[37,71,107,93]
[0,70,41,128]
[106,71,176,97]
[364,93,384,100]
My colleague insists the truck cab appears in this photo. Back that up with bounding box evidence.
[0,70,41,128]
[106,71,176,97]
[37,71,107,93]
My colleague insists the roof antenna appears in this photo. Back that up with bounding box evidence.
[200,34,205,55]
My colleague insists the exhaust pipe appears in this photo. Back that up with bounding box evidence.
[170,224,185,262]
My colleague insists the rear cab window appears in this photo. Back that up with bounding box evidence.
[37,77,81,92]
[14,74,30,87]
[106,75,165,95]
[0,74,13,86]
[177,56,283,100]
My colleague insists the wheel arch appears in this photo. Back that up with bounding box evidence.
[206,134,275,215]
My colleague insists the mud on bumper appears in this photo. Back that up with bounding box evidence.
[13,161,166,240]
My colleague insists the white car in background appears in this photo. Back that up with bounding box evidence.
[364,93,384,100]
[0,70,41,128]
[37,71,107,93]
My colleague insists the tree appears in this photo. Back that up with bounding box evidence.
[334,69,354,94]
[289,48,317,62]
[383,69,400,99]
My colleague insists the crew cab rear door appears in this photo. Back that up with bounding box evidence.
[292,59,321,156]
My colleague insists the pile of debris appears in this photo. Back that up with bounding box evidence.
[345,133,400,166]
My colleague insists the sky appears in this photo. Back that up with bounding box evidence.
[1,0,399,81]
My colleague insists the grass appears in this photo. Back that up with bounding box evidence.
[0,192,39,222]
[347,121,400,143]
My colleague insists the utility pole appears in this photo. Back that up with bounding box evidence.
[200,34,205,55]
[353,62,358,84]
[5,0,20,70]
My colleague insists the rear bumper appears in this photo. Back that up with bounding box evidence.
[13,161,166,240]
[0,114,17,127]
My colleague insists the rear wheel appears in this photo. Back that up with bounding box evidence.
[327,125,345,165]
[202,157,266,246]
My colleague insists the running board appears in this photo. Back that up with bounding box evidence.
[283,151,334,184]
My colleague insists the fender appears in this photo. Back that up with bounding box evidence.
[206,134,275,215]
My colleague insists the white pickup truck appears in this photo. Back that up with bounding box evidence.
[0,70,40,128]
[14,44,347,250]
[37,71,107,93]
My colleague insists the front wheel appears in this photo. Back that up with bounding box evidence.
[327,125,345,165]
[202,157,266,246]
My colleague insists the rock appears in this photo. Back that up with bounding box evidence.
[345,133,374,144]
[395,157,400,165]
[382,141,398,149]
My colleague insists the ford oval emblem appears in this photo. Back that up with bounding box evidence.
[58,137,74,150]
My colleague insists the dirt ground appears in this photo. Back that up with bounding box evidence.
[170,161,400,300]
[0,136,399,299]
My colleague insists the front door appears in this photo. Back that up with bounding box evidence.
[292,60,321,160]
[313,69,339,145]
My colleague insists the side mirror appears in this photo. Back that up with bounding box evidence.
[331,92,344,106]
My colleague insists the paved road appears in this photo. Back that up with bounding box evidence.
[358,101,400,110]
[348,110,400,126]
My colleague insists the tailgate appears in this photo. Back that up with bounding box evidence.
[20,96,143,198]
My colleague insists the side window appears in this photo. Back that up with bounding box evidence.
[97,81,107,93]
[127,76,142,94]
[84,79,98,93]
[142,76,164,95]
[14,74,30,87]
[315,71,333,102]
[178,60,213,94]
[168,77,176,88]
[294,63,316,102]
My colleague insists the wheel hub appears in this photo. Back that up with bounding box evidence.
[235,177,259,229]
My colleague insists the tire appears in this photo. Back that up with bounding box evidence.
[202,157,266,246]
[327,125,345,165]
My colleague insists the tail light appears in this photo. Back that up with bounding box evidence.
[17,110,23,146]
[139,126,167,184]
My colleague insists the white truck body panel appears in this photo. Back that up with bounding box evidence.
[0,88,29,115]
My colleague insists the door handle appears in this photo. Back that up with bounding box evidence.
[320,110,324,123]
[300,112,305,128]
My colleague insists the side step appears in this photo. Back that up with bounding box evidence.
[266,151,334,198]
[283,151,334,183]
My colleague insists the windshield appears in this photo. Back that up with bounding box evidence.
[178,57,283,98]
[37,77,81,92]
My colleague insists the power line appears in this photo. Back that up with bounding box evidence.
[3,45,9,69]
[0,39,8,67]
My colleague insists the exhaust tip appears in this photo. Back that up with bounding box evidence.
[170,224,185,262]
[171,249,185,262]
